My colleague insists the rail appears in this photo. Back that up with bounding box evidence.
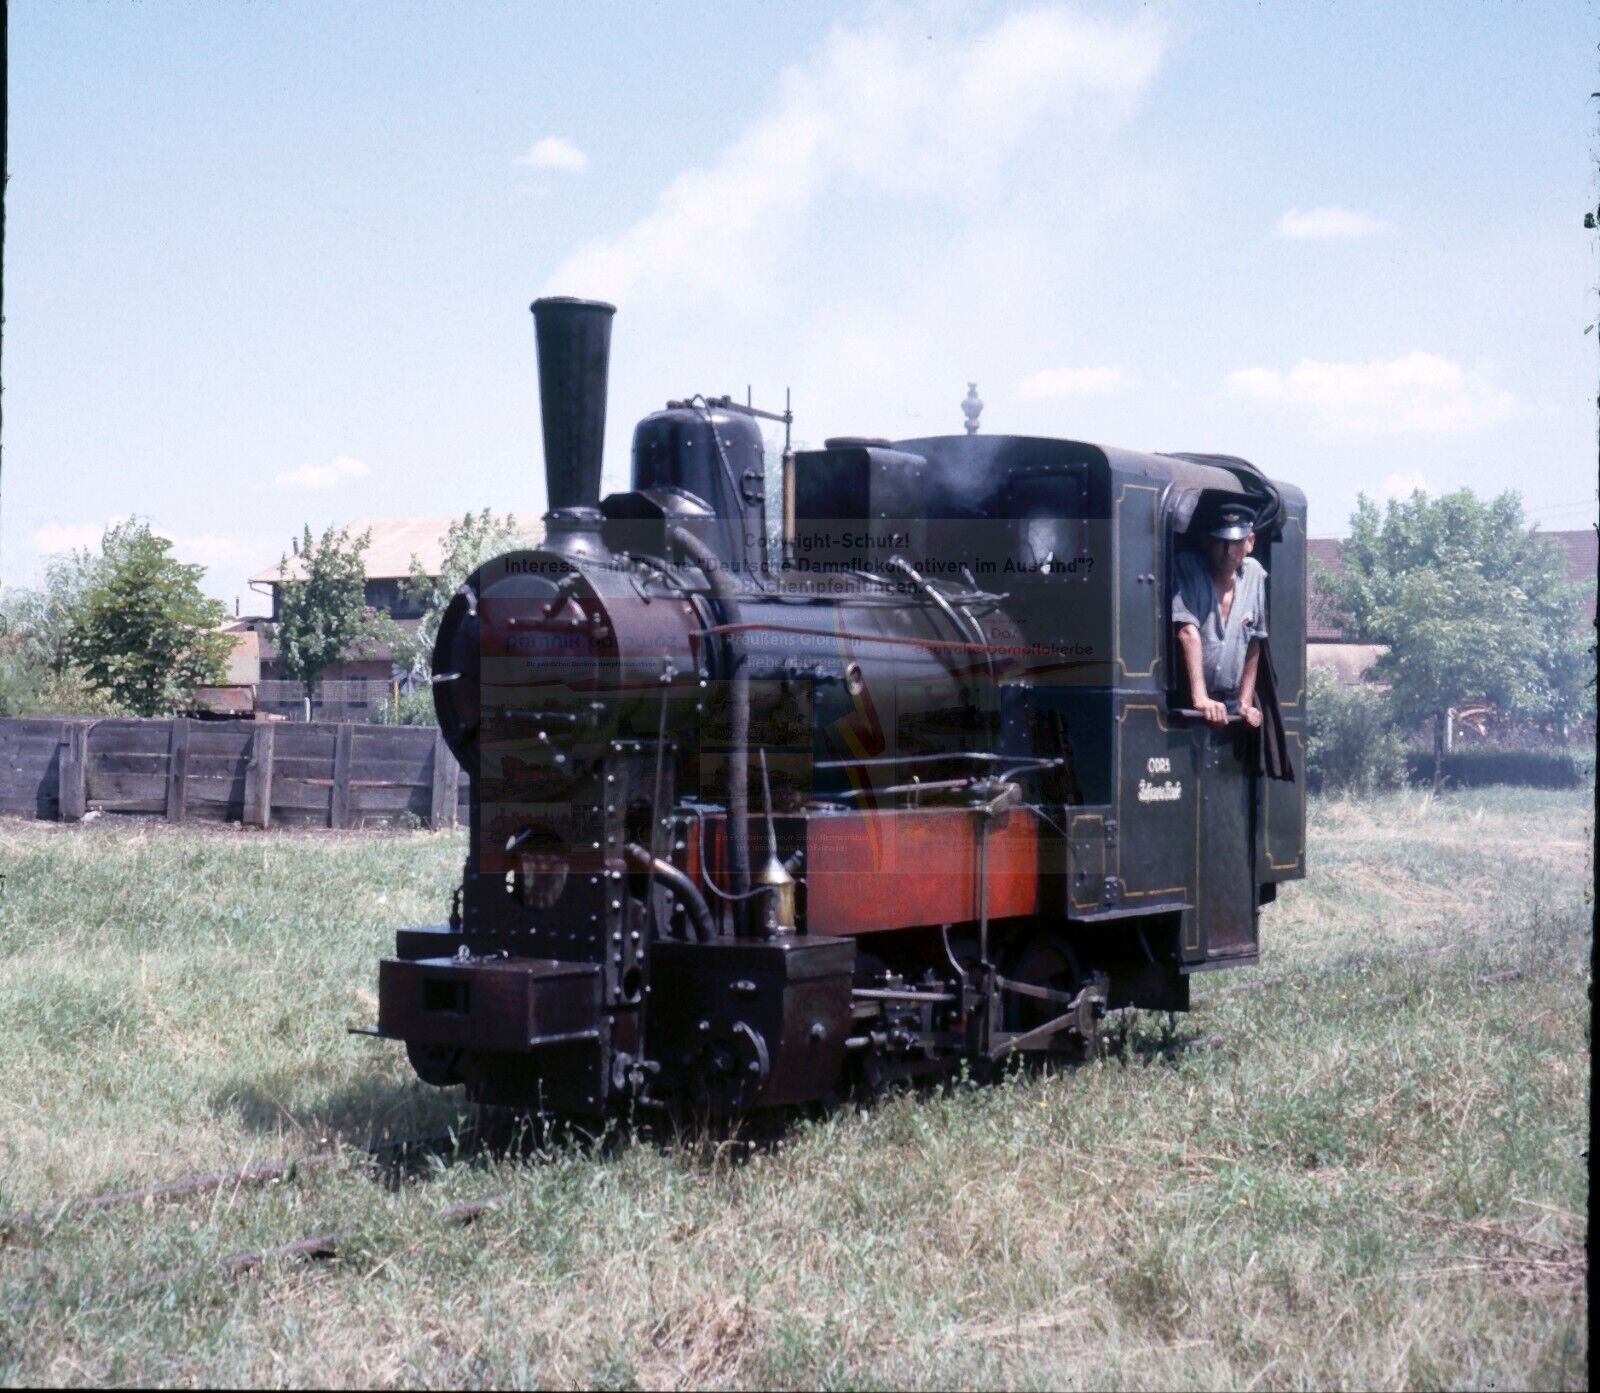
[4,960,1533,1311]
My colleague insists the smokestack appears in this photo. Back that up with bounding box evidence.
[530,296,616,514]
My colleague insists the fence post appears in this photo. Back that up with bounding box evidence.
[166,718,190,823]
[330,723,354,829]
[430,728,459,829]
[58,722,88,822]
[243,722,275,829]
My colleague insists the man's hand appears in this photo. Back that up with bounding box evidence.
[1197,696,1229,728]
[1240,703,1263,729]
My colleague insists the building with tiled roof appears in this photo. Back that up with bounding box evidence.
[245,515,543,687]
[249,516,545,622]
[1554,526,1600,598]
[1306,537,1348,644]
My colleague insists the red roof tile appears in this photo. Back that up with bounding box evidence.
[1306,528,1596,642]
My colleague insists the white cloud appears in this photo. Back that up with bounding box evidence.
[31,521,117,555]
[29,519,247,567]
[167,532,244,568]
[1275,205,1393,239]
[544,7,1165,311]
[516,136,589,173]
[1379,472,1430,501]
[273,455,371,491]
[1018,366,1128,399]
[12,519,278,608]
[1224,353,1517,437]
[1224,367,1281,398]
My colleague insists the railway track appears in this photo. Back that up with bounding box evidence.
[125,1192,509,1297]
[0,1123,497,1237]
[3,961,1532,1313]
[1201,939,1526,1001]
[1203,940,1458,997]
[3,1019,1217,1246]
[1,1124,521,1315]
[8,951,1528,1240]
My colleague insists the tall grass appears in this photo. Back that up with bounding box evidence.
[0,788,1588,1389]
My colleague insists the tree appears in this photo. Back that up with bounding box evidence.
[1,550,123,715]
[1321,489,1594,788]
[63,520,232,717]
[7,551,96,677]
[391,510,532,679]
[270,524,380,706]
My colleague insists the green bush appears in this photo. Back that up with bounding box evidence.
[1304,667,1407,795]
[1405,746,1590,789]
[376,685,438,726]
[0,649,129,717]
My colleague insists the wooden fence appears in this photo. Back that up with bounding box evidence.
[254,680,393,723]
[0,718,467,830]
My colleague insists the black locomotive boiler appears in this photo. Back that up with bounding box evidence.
[370,297,1307,1117]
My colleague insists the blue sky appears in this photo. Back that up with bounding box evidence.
[3,0,1595,612]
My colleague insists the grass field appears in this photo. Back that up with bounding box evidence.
[0,786,1589,1389]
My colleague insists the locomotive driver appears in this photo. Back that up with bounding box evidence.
[1172,503,1267,731]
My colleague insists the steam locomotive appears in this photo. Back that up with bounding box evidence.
[370,297,1307,1117]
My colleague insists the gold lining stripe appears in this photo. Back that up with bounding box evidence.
[1115,701,1196,915]
[1114,482,1163,679]
[1263,729,1307,871]
[1186,736,1203,950]
[1279,510,1306,708]
[1069,813,1108,909]
[1117,701,1170,734]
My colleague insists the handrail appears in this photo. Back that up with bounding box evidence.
[1172,707,1245,724]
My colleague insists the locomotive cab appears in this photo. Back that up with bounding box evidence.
[1161,478,1308,913]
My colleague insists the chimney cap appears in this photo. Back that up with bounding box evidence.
[530,296,616,315]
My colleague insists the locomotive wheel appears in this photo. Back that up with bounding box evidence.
[1002,931,1084,1043]
[684,1018,771,1116]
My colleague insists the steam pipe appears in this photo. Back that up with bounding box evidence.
[530,297,616,514]
[780,443,796,570]
[624,843,714,943]
[884,554,994,746]
[667,522,752,931]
